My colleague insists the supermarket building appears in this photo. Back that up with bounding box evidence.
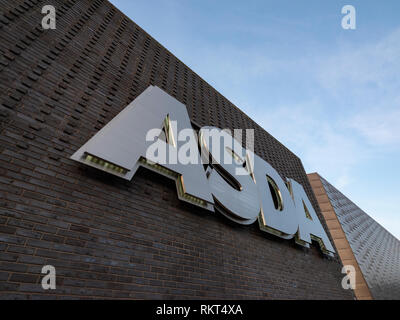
[0,0,361,299]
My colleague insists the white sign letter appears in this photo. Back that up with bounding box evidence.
[71,86,214,210]
[289,178,335,255]
[199,126,260,225]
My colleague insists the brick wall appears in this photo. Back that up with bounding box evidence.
[308,173,372,300]
[0,0,354,299]
[309,173,400,300]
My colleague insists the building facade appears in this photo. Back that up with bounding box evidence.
[0,0,354,299]
[308,173,400,300]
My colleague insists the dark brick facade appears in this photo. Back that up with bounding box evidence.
[0,0,354,299]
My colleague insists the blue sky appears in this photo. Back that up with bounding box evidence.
[110,0,400,239]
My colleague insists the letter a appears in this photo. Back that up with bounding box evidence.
[341,5,356,30]
[41,265,56,290]
[71,86,214,210]
[41,5,56,30]
[288,179,335,255]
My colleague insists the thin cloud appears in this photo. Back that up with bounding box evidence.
[257,99,368,189]
[315,28,400,149]
[350,107,400,147]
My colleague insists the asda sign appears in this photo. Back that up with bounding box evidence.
[71,86,335,256]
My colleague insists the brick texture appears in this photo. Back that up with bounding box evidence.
[308,173,372,300]
[309,173,400,300]
[0,0,354,299]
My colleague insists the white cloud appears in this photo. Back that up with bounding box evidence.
[256,27,400,178]
[317,28,400,93]
[315,28,400,149]
[256,99,367,189]
[350,107,400,147]
[255,27,400,238]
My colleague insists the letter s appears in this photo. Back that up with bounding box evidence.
[199,126,260,225]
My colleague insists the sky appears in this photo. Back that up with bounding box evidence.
[109,0,400,239]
